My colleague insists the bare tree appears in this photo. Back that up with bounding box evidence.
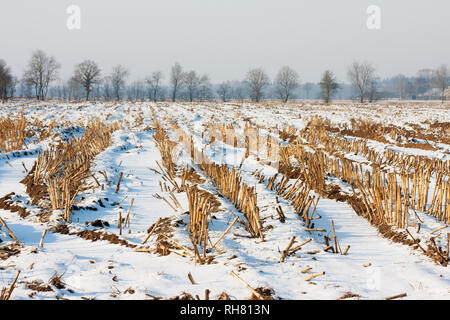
[275,66,299,103]
[433,64,449,102]
[217,81,231,102]
[246,68,269,102]
[6,77,18,99]
[110,65,129,101]
[23,50,60,101]
[73,60,102,100]
[319,70,339,104]
[146,71,164,102]
[347,61,376,103]
[368,77,379,103]
[170,62,184,102]
[0,60,13,101]
[184,70,201,102]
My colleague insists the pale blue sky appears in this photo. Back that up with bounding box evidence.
[1,0,449,83]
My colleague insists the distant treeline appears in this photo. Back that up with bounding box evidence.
[1,50,448,103]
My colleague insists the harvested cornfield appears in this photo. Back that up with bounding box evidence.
[0,101,449,302]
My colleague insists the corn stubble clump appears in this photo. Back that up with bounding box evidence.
[21,119,120,222]
[0,114,28,153]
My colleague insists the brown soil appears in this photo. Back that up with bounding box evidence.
[337,292,361,300]
[396,142,437,151]
[50,224,136,248]
[0,243,22,260]
[50,224,70,234]
[0,192,31,218]
[23,280,53,292]
[85,220,110,228]
[75,230,137,248]
[247,287,275,300]
[169,292,195,300]
[49,272,65,289]
[73,205,98,211]
[323,184,349,202]
[217,292,231,300]
[20,164,48,206]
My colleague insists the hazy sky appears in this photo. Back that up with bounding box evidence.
[1,0,449,83]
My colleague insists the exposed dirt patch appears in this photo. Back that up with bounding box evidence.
[85,220,110,228]
[36,209,53,223]
[23,280,53,292]
[0,193,31,218]
[337,292,361,300]
[217,292,231,300]
[73,205,98,211]
[49,272,65,289]
[323,184,349,202]
[75,230,136,248]
[169,291,195,300]
[0,243,22,260]
[50,224,70,235]
[50,223,136,248]
[20,164,48,206]
[396,142,437,151]
[247,287,275,300]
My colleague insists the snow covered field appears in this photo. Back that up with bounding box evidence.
[0,100,449,300]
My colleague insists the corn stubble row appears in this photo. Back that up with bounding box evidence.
[209,116,447,264]
[22,119,120,221]
[289,117,449,225]
[274,120,449,265]
[151,109,448,265]
[150,116,260,261]
[166,119,264,240]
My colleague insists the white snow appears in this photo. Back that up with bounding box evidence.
[0,100,449,300]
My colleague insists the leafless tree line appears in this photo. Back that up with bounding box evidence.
[23,50,60,101]
[0,59,16,101]
[1,49,449,103]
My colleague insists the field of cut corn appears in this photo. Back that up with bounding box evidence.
[0,100,449,300]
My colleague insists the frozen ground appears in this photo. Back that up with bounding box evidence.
[0,101,449,300]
